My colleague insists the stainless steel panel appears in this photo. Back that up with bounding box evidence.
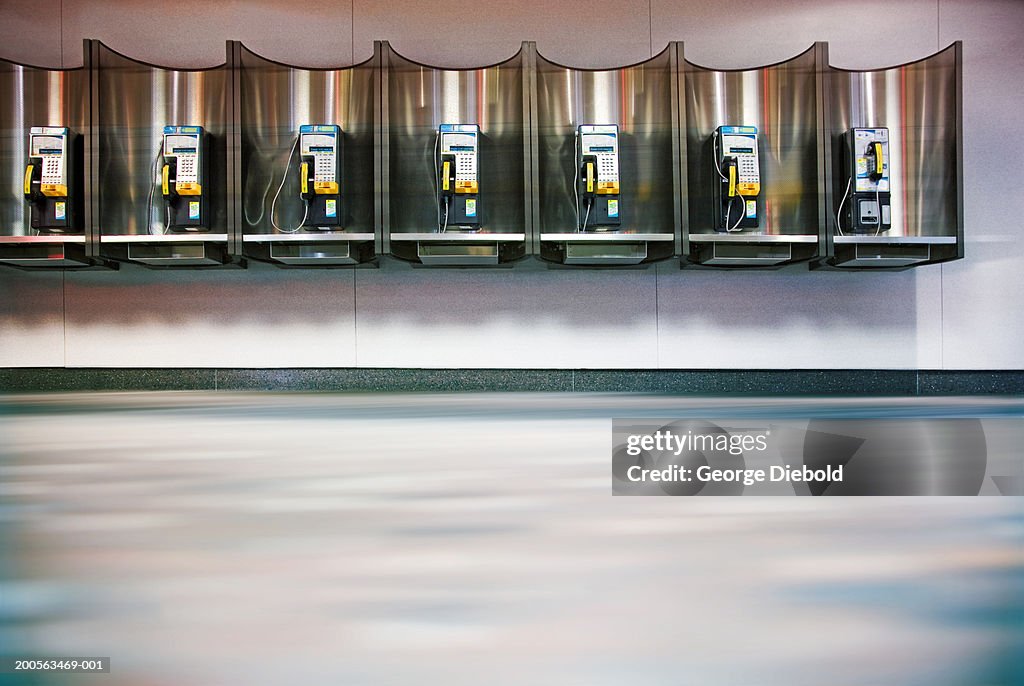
[270,242,356,266]
[703,242,793,266]
[0,242,89,267]
[244,232,375,243]
[386,48,525,238]
[541,233,672,242]
[833,235,956,245]
[689,234,817,244]
[835,244,932,268]
[96,45,229,236]
[828,46,958,238]
[392,232,524,242]
[563,242,647,265]
[417,242,499,265]
[101,234,228,243]
[238,46,375,239]
[684,47,819,236]
[0,63,87,236]
[127,242,225,266]
[535,50,675,236]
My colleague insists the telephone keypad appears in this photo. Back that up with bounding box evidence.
[315,153,335,182]
[42,156,63,182]
[737,157,759,182]
[455,154,476,182]
[177,155,198,182]
[597,154,618,182]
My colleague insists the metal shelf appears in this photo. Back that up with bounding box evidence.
[100,234,229,243]
[689,234,817,243]
[393,232,526,242]
[0,235,87,244]
[833,235,957,245]
[243,232,374,243]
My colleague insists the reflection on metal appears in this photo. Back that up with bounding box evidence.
[417,242,499,266]
[127,241,227,266]
[394,232,524,242]
[0,58,91,267]
[683,45,821,268]
[824,43,963,268]
[269,241,367,266]
[697,242,793,267]
[3,41,964,272]
[833,243,932,268]
[237,43,377,266]
[384,42,527,265]
[535,47,676,266]
[0,241,89,267]
[94,42,233,266]
[542,232,672,242]
[563,241,647,265]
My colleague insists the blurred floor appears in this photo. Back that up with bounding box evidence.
[0,392,1022,686]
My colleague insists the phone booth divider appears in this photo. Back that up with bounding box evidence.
[531,45,679,267]
[819,42,963,270]
[91,40,240,268]
[0,45,109,268]
[681,44,824,269]
[234,41,379,267]
[381,41,530,266]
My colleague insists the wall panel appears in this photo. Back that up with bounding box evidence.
[0,0,1017,372]
[64,264,357,368]
[354,0,652,68]
[354,266,659,369]
[938,0,1024,369]
[0,269,65,367]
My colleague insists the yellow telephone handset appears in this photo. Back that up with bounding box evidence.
[161,164,170,196]
[586,160,595,194]
[442,160,451,192]
[24,164,34,197]
[728,164,737,198]
[872,142,884,177]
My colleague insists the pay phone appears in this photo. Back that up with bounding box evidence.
[161,125,208,231]
[298,124,342,228]
[577,124,620,231]
[437,124,479,231]
[24,126,80,233]
[713,125,761,232]
[268,124,344,233]
[839,127,891,235]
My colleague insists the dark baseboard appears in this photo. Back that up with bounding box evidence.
[0,368,1021,395]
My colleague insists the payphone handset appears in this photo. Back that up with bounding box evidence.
[714,125,761,232]
[24,126,79,233]
[576,124,620,231]
[161,125,208,231]
[837,127,891,235]
[437,124,479,232]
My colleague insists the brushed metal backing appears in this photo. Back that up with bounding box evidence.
[827,46,958,239]
[684,46,820,237]
[238,46,376,239]
[385,46,526,238]
[534,49,675,237]
[95,44,229,237]
[0,62,88,237]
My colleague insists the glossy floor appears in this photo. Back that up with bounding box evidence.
[1,393,1022,685]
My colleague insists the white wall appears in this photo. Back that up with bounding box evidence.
[0,0,1020,370]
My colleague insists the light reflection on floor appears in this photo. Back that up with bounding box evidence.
[0,393,1021,686]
